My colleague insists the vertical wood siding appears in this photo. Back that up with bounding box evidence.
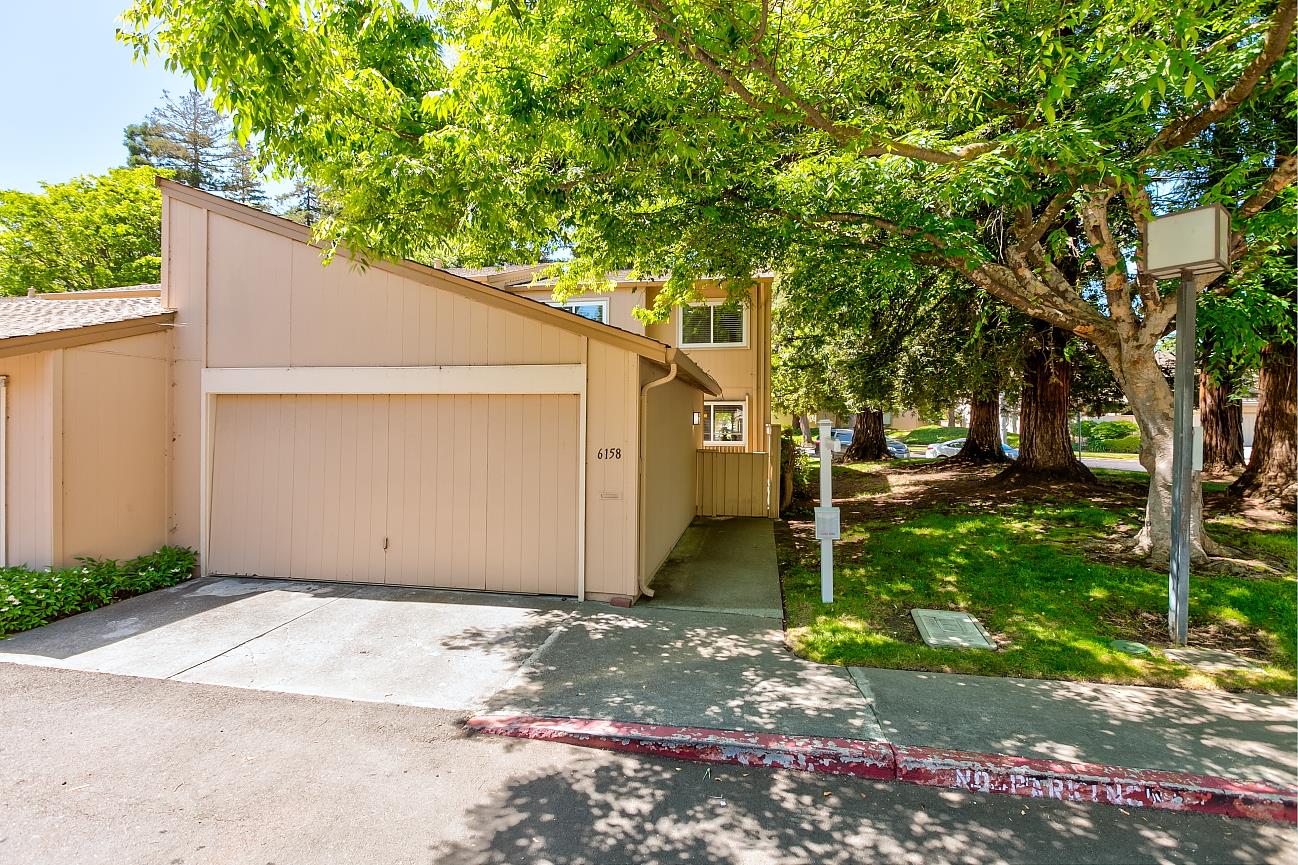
[208,393,580,595]
[0,352,55,567]
[582,340,639,598]
[59,333,170,563]
[204,215,585,369]
[644,280,771,453]
[640,369,703,581]
[696,450,771,518]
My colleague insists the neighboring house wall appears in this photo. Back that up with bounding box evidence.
[644,280,772,453]
[0,332,169,569]
[639,362,703,581]
[59,332,170,563]
[0,351,56,567]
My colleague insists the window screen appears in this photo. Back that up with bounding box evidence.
[680,304,713,345]
[712,306,745,344]
[680,303,746,346]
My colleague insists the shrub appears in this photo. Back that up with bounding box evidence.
[1089,435,1142,454]
[0,546,197,638]
[1073,419,1139,441]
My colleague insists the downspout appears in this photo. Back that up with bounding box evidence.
[636,361,678,598]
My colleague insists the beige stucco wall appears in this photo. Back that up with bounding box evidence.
[0,351,56,567]
[59,332,170,563]
[639,364,703,583]
[645,280,772,453]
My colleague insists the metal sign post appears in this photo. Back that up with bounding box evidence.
[1169,272,1196,645]
[815,419,840,604]
[1144,205,1230,646]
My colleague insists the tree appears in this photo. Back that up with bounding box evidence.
[222,141,268,207]
[120,0,1297,560]
[1231,340,1297,504]
[0,167,166,295]
[277,179,326,226]
[125,89,230,189]
[1004,322,1095,483]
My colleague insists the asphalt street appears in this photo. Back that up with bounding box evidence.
[1,664,1290,865]
[1082,457,1146,472]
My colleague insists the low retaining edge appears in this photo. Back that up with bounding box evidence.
[466,713,1297,824]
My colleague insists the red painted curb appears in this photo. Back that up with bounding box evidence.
[893,744,1297,824]
[467,713,1297,824]
[466,713,894,779]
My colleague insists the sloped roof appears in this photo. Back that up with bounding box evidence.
[0,292,167,339]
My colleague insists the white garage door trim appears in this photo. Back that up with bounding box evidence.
[200,363,589,599]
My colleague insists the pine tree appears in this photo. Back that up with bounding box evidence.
[125,89,230,190]
[277,179,325,226]
[222,141,268,208]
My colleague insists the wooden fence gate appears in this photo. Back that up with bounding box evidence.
[695,431,780,518]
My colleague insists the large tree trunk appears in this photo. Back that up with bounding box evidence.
[956,392,1007,462]
[1106,346,1218,563]
[1230,341,1297,505]
[1200,370,1245,475]
[999,324,1094,483]
[844,408,888,460]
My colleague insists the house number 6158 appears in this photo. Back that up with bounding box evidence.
[596,448,623,460]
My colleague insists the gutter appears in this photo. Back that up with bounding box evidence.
[636,362,679,598]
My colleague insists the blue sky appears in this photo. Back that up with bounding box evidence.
[1,2,195,192]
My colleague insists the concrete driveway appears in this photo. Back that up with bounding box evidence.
[0,520,878,738]
[0,577,574,711]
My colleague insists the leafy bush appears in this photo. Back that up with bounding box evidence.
[1088,435,1142,454]
[1073,419,1140,441]
[1,546,196,638]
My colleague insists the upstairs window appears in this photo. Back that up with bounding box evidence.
[549,299,608,323]
[679,302,746,348]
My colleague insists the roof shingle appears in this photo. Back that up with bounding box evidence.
[0,292,168,340]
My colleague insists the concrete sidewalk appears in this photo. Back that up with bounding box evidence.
[854,667,1297,787]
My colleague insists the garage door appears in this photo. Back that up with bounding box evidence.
[208,393,580,595]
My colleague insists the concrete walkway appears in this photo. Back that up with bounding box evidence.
[643,516,784,619]
[855,667,1298,786]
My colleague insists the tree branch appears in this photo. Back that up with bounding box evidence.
[628,0,994,164]
[1079,191,1136,329]
[1143,0,1296,158]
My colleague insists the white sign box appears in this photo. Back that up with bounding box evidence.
[1144,205,1230,279]
[814,507,841,541]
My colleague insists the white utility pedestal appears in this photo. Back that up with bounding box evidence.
[815,419,840,604]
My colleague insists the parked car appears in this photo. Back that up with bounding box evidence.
[924,438,1018,459]
[886,439,909,459]
[829,428,854,454]
[925,438,966,458]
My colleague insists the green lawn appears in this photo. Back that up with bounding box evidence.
[890,425,1141,458]
[780,463,1296,694]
